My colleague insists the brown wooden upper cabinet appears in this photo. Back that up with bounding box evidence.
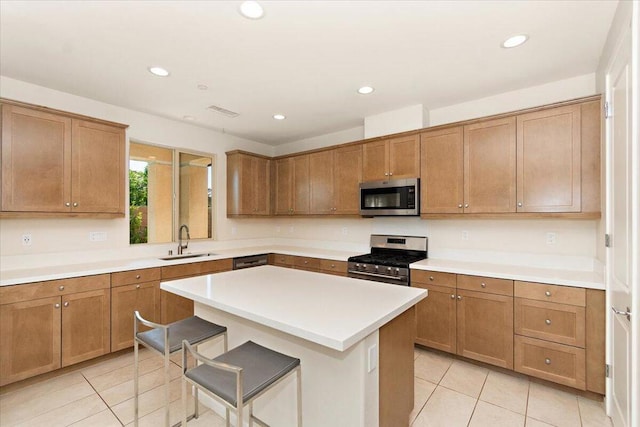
[420,117,516,214]
[274,155,310,215]
[362,135,420,181]
[309,145,362,215]
[226,151,271,216]
[516,104,581,212]
[1,102,126,216]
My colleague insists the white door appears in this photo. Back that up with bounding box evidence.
[606,20,633,427]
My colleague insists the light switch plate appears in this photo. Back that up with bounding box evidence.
[89,231,107,242]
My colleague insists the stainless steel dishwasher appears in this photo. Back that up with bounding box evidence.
[232,254,269,270]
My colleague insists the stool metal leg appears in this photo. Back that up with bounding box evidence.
[134,338,139,427]
[164,327,171,427]
[182,373,188,427]
[296,366,302,427]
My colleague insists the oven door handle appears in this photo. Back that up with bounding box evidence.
[348,270,406,281]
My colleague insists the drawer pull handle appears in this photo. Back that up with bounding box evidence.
[545,358,551,365]
[481,283,486,288]
[545,291,552,297]
[429,276,434,281]
[331,264,335,268]
[451,294,456,299]
[136,274,141,279]
[59,285,65,291]
[545,319,551,325]
[136,284,141,289]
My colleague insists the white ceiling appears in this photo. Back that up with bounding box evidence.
[0,1,618,146]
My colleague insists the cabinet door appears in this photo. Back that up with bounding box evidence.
[414,283,456,353]
[464,117,516,213]
[456,289,514,369]
[71,120,125,214]
[388,135,420,179]
[274,158,293,214]
[111,282,160,351]
[61,289,111,367]
[334,145,362,215]
[161,290,194,324]
[309,150,334,214]
[420,127,464,214]
[252,156,271,215]
[226,152,252,215]
[0,297,62,386]
[516,105,581,212]
[362,140,388,181]
[1,105,72,212]
[293,155,310,214]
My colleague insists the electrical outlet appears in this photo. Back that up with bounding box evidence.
[341,227,348,236]
[461,230,469,241]
[288,226,294,234]
[22,233,32,246]
[546,232,557,245]
[89,231,107,242]
[367,344,378,373]
[231,226,237,235]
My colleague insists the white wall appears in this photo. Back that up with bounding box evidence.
[1,72,603,272]
[0,76,275,262]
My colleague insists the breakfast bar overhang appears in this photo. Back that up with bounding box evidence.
[161,265,427,427]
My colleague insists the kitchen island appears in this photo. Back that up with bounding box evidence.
[161,265,427,427]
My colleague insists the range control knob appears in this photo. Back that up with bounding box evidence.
[374,265,379,270]
[387,267,392,272]
[395,268,400,275]
[355,264,360,269]
[362,264,367,270]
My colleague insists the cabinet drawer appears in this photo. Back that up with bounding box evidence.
[200,259,233,274]
[411,270,456,288]
[319,259,347,275]
[270,253,294,267]
[293,256,321,271]
[515,281,585,306]
[515,335,586,390]
[457,275,513,296]
[0,274,111,304]
[515,298,585,347]
[111,268,161,287]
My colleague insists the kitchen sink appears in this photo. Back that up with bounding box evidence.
[158,252,217,261]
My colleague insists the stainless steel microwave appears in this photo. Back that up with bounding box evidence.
[359,178,419,216]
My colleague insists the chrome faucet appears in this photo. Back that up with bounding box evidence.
[178,224,190,255]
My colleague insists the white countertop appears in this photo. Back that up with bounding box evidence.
[0,245,362,286]
[411,259,605,290]
[161,265,427,352]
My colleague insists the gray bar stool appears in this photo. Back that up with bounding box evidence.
[181,340,302,427]
[134,311,227,427]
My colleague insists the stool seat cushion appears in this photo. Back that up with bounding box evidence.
[137,316,226,354]
[185,340,300,406]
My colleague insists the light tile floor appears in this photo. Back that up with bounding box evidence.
[0,346,612,426]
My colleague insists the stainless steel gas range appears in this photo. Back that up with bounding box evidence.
[347,234,428,285]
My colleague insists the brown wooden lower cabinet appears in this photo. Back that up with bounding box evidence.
[319,259,347,276]
[414,282,456,353]
[111,281,161,351]
[0,274,111,386]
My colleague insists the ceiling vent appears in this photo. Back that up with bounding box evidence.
[207,104,240,118]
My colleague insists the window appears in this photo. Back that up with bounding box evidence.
[129,141,213,244]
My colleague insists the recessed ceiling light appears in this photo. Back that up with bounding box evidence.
[183,115,195,121]
[197,84,208,90]
[148,66,170,77]
[501,34,528,48]
[239,1,264,19]
[358,86,375,95]
[273,114,286,120]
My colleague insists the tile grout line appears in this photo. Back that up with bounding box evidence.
[80,371,125,427]
[465,369,489,427]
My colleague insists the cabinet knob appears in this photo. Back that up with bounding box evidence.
[458,204,463,208]
[481,283,486,288]
[331,264,336,268]
[545,319,551,325]
[457,295,462,300]
[59,285,65,291]
[389,172,393,176]
[55,303,60,309]
[384,172,389,176]
[429,276,434,281]
[63,301,69,307]
[518,202,523,207]
[136,284,141,289]
[136,274,141,279]
[464,204,469,208]
[73,202,78,207]
[545,291,552,297]
[450,294,456,299]
[545,358,551,365]
[304,260,308,264]
[65,202,71,207]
